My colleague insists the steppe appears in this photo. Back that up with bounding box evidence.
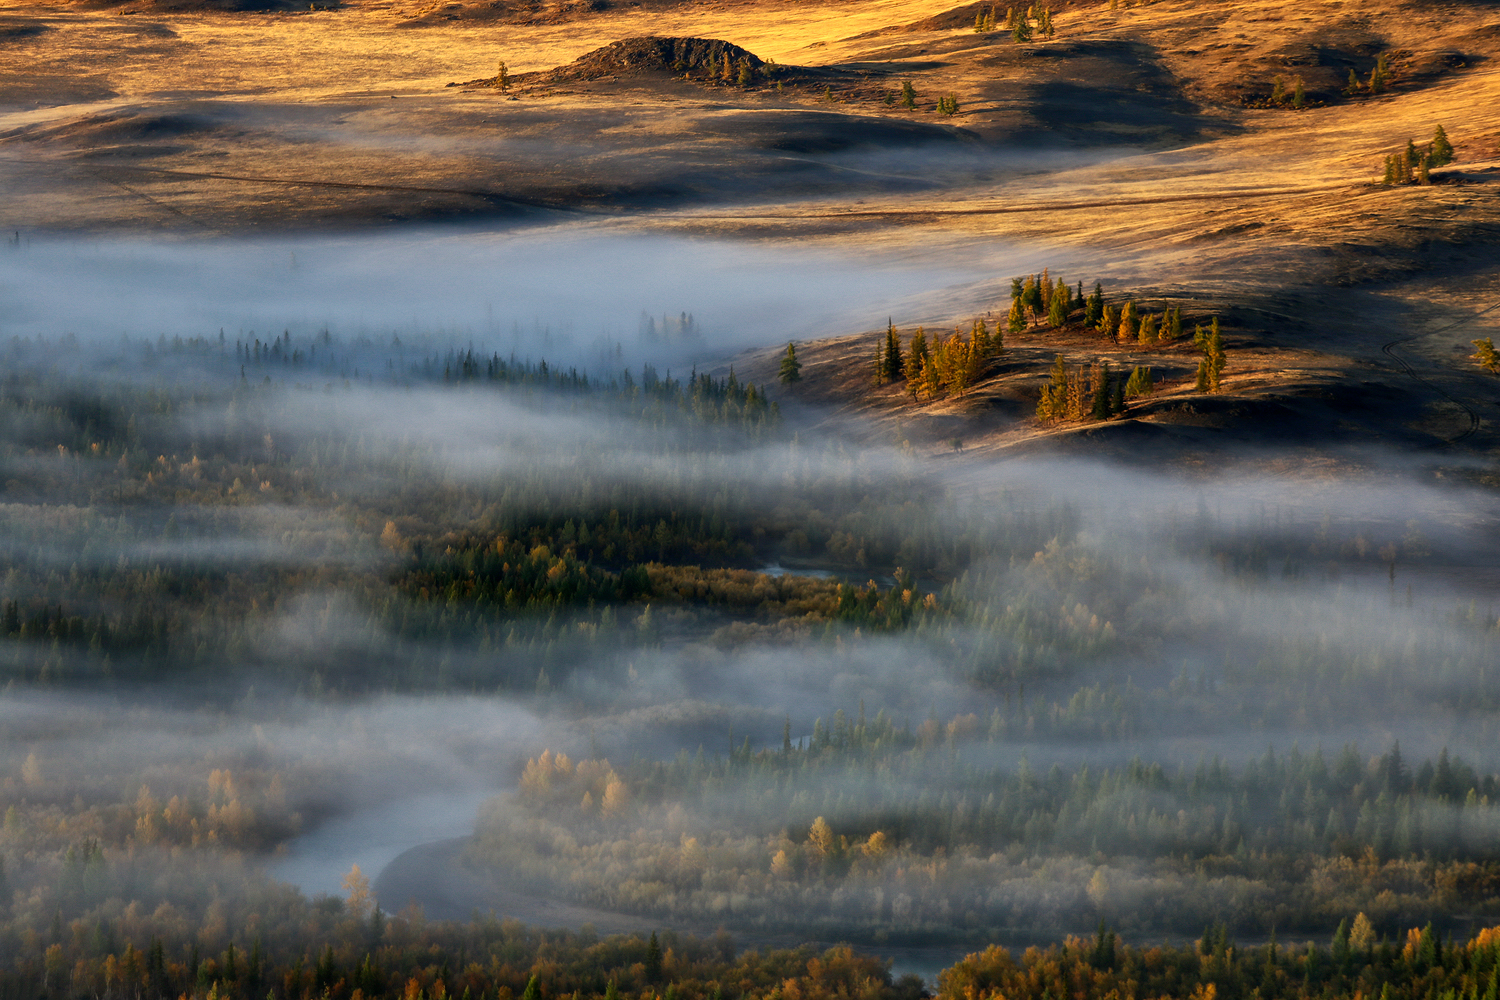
[2,0,1499,462]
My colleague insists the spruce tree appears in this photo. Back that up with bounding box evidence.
[1090,362,1111,420]
[884,321,905,381]
[1292,79,1306,109]
[1431,124,1454,166]
[1344,67,1361,95]
[1085,282,1104,328]
[1124,365,1154,399]
[907,327,929,381]
[779,342,802,384]
[900,80,917,109]
[1012,9,1032,42]
[1167,306,1182,341]
[1271,76,1286,105]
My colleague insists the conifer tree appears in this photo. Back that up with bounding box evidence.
[1099,303,1118,338]
[1124,365,1154,399]
[1008,297,1026,335]
[1117,300,1139,344]
[900,80,917,109]
[1039,268,1052,311]
[1137,312,1157,348]
[1430,124,1454,166]
[1344,67,1361,95]
[1292,78,1306,109]
[1167,306,1182,341]
[1204,318,1225,391]
[1049,281,1070,327]
[907,327,929,385]
[1090,361,1111,420]
[883,320,904,382]
[1022,275,1043,322]
[1111,376,1125,415]
[1085,282,1104,328]
[1470,338,1500,373]
[1271,76,1286,105]
[496,61,511,91]
[1012,8,1032,42]
[779,342,802,384]
[1037,354,1068,421]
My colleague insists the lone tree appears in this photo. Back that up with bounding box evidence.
[900,80,917,109]
[779,342,803,384]
[496,60,511,91]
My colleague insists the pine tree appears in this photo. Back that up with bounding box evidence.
[1271,76,1286,105]
[1344,67,1362,95]
[883,321,905,381]
[1085,282,1104,328]
[900,80,917,109]
[1292,78,1306,109]
[1206,318,1225,391]
[1008,297,1025,335]
[1123,365,1154,399]
[1090,362,1111,420]
[1037,354,1068,421]
[779,342,802,384]
[1430,124,1454,166]
[1168,306,1182,341]
[1011,7,1032,42]
[907,327,929,387]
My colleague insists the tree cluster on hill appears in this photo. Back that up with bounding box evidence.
[872,319,1000,401]
[1383,126,1455,186]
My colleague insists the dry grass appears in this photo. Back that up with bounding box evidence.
[1,0,1498,464]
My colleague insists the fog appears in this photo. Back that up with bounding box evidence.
[0,229,994,372]
[4,224,1500,965]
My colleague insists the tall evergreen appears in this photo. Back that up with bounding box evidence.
[1090,362,1112,420]
[1431,124,1454,166]
[778,342,802,384]
[1085,282,1104,328]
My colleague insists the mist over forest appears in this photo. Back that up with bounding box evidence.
[5,0,1500,995]
[6,225,1500,987]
